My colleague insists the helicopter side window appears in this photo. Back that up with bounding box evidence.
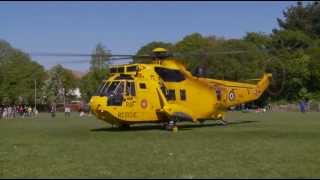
[154,67,185,82]
[216,87,222,101]
[126,81,136,96]
[139,83,147,89]
[180,89,186,101]
[160,84,167,96]
[167,89,176,101]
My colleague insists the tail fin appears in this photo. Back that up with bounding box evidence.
[257,73,272,96]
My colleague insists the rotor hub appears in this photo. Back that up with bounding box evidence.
[152,47,172,60]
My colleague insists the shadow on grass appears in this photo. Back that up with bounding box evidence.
[90,120,259,132]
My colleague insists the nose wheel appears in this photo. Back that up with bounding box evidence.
[166,118,179,132]
[217,113,228,126]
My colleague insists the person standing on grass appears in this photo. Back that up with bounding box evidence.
[28,106,32,117]
[64,106,71,119]
[0,106,3,120]
[3,106,8,119]
[19,105,24,117]
[12,105,16,118]
[23,105,26,117]
[33,107,38,117]
[299,100,306,113]
[50,103,56,118]
[7,106,12,119]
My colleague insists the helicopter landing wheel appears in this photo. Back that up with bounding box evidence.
[217,114,228,126]
[169,118,179,132]
[220,120,228,126]
[166,120,178,132]
[165,120,174,130]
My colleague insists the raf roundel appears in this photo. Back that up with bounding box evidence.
[228,90,236,101]
[140,99,148,109]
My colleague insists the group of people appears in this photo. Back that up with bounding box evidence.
[50,104,88,118]
[0,105,38,119]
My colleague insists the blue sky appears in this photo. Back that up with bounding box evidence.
[0,1,297,71]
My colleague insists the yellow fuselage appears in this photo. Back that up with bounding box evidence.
[89,59,271,125]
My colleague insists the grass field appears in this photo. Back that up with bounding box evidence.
[0,112,320,178]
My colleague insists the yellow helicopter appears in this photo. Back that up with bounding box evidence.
[87,48,273,131]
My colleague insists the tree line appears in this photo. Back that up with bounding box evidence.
[0,1,319,107]
[0,41,110,106]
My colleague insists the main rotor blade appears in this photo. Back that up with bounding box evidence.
[207,50,250,55]
[29,52,151,58]
[173,50,250,57]
[47,57,133,64]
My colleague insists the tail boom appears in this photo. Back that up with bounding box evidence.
[200,73,272,108]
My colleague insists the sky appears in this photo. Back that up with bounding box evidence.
[0,1,297,72]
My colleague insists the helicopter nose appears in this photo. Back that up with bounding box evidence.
[89,96,107,113]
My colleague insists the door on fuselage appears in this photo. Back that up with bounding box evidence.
[123,80,136,108]
[120,80,148,121]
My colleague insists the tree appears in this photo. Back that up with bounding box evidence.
[41,64,78,105]
[271,30,314,51]
[173,33,222,71]
[273,1,320,101]
[90,43,111,71]
[277,1,320,38]
[0,39,46,105]
[266,30,315,101]
[79,69,108,102]
[305,47,320,97]
[79,43,110,102]
[243,32,272,50]
[204,39,267,81]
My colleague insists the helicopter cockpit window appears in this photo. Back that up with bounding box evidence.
[107,81,125,106]
[98,81,111,96]
[102,81,120,96]
[97,81,107,96]
[154,67,185,82]
[114,81,124,96]
[126,81,136,96]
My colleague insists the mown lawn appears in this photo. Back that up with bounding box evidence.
[0,112,319,178]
